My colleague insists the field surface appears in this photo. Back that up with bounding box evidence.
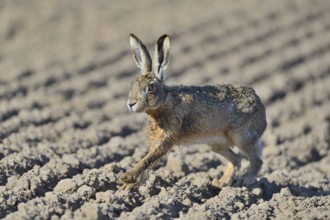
[0,0,329,219]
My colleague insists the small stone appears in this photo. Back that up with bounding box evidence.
[279,187,292,197]
[50,215,60,220]
[54,179,77,193]
[252,187,262,196]
[96,191,112,203]
[6,176,19,190]
[167,197,174,203]
[267,170,290,185]
[77,185,95,200]
[139,185,150,196]
[45,192,53,199]
[168,187,176,194]
[79,203,102,220]
[182,198,192,206]
[258,202,270,211]
[250,204,257,209]
[62,155,80,168]
[264,146,281,156]
[17,202,26,210]
[235,202,245,210]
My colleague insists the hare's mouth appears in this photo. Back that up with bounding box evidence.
[127,100,144,112]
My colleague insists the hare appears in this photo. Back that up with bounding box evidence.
[120,34,267,190]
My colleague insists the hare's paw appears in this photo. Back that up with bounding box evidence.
[120,170,138,184]
[119,170,148,191]
[212,179,225,188]
[120,182,138,191]
[211,177,232,189]
[232,176,255,187]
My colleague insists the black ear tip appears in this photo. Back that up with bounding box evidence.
[130,33,138,39]
[157,35,170,46]
[159,34,169,40]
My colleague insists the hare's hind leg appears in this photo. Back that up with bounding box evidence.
[210,144,241,188]
[234,138,263,187]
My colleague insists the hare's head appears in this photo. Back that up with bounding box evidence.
[127,34,170,112]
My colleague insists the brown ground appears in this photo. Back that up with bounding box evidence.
[0,0,329,219]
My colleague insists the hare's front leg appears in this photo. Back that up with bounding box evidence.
[120,140,173,190]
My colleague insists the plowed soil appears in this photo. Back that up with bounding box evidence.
[0,0,329,219]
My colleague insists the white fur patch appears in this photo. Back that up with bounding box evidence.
[189,135,228,146]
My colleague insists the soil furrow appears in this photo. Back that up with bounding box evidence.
[0,0,329,219]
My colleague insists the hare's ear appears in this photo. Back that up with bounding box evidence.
[130,34,152,74]
[153,34,170,81]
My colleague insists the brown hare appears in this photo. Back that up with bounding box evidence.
[120,34,267,190]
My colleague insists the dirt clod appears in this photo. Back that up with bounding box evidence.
[1,0,330,219]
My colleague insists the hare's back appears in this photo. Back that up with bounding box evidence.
[174,84,262,114]
[218,84,262,114]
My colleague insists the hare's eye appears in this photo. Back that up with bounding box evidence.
[148,83,156,92]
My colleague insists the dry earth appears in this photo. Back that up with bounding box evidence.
[0,0,330,219]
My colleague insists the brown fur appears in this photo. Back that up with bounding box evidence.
[120,34,267,190]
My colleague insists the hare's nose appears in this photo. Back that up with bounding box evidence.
[127,101,137,109]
